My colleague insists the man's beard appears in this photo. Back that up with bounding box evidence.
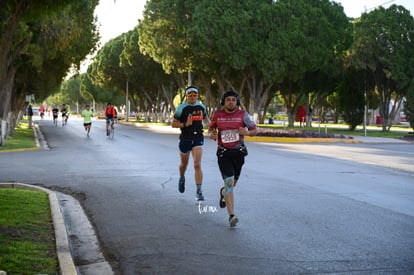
[225,106,237,112]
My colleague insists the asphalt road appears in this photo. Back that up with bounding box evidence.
[1,116,414,274]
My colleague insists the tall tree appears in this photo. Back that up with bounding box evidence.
[89,35,126,91]
[120,28,177,118]
[350,5,414,131]
[190,0,275,121]
[300,0,352,127]
[270,0,350,126]
[338,67,365,130]
[138,0,198,75]
[140,0,351,124]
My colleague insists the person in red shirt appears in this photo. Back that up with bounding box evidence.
[297,105,306,127]
[105,103,117,136]
[39,106,45,119]
[208,90,257,227]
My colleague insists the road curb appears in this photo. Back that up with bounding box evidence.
[34,123,49,150]
[0,183,78,275]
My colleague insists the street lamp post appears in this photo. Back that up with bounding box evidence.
[126,79,129,122]
[364,90,367,136]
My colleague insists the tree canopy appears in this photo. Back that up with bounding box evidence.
[349,4,414,130]
[137,0,353,125]
[0,0,99,145]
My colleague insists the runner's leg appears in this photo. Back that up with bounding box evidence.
[191,146,203,186]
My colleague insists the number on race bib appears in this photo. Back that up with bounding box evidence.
[221,129,240,143]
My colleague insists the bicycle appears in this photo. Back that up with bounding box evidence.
[107,119,115,139]
[53,115,58,127]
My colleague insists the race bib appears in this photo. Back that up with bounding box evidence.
[221,129,239,143]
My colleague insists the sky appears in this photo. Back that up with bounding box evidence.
[94,0,414,46]
[94,0,146,45]
[336,0,414,18]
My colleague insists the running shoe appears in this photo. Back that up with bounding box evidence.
[219,187,226,208]
[229,214,239,227]
[178,176,185,193]
[196,190,204,201]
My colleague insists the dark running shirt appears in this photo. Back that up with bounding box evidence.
[61,107,67,116]
[174,102,207,140]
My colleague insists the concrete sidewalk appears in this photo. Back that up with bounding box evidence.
[349,135,412,144]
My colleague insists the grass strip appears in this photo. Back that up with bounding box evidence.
[0,122,37,151]
[0,188,58,274]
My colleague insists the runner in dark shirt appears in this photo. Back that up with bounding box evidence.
[172,86,210,201]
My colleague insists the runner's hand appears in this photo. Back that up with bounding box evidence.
[239,127,249,136]
[185,115,193,127]
[209,130,218,140]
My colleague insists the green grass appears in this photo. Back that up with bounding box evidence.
[0,122,37,151]
[0,188,58,274]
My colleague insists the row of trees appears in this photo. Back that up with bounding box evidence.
[1,0,414,147]
[0,0,99,145]
[81,0,414,131]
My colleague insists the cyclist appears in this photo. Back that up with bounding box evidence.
[105,103,117,136]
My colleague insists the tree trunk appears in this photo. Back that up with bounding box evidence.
[0,68,17,146]
[0,1,32,145]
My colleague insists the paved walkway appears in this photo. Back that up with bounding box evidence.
[350,135,412,144]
